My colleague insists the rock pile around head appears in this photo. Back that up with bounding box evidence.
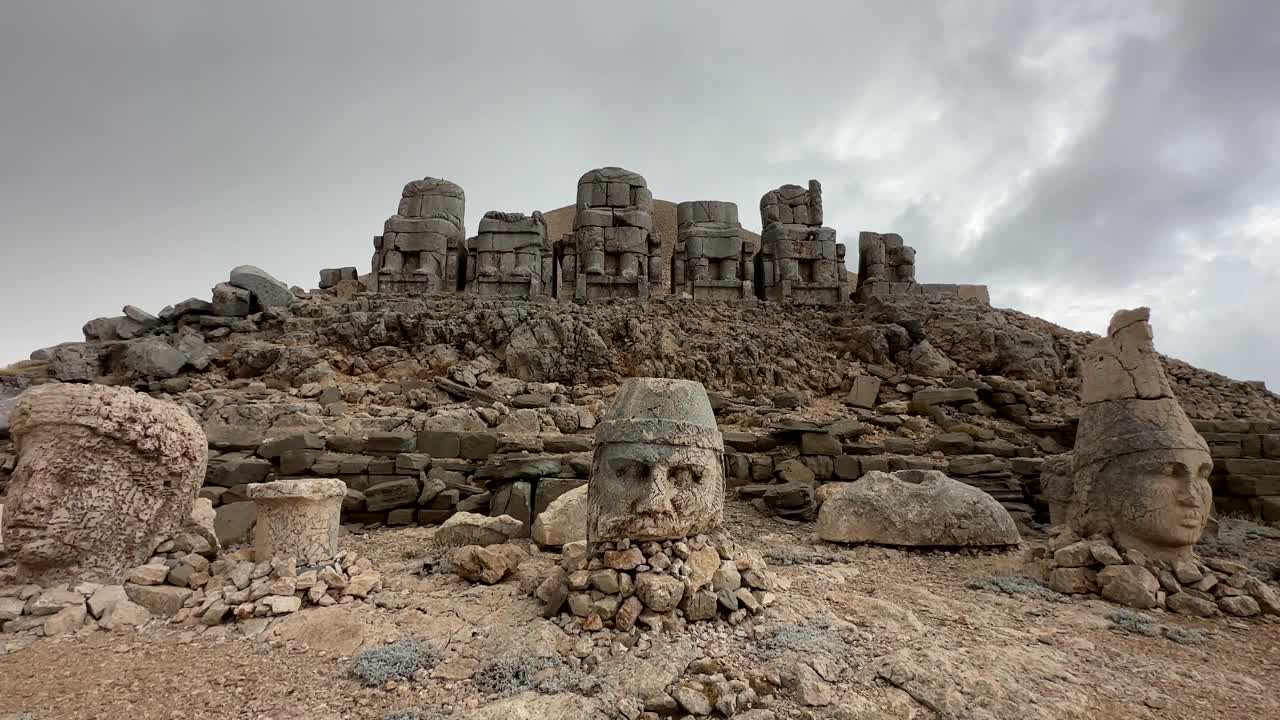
[530,533,779,632]
[816,469,1021,547]
[1033,527,1280,617]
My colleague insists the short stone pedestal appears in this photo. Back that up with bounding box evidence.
[247,479,346,563]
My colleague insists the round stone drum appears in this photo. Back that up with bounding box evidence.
[246,478,346,563]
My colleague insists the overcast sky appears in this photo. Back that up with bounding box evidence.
[2,1,1277,388]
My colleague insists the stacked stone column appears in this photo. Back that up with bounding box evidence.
[469,211,554,299]
[673,201,756,301]
[855,231,917,300]
[758,180,847,305]
[372,177,467,295]
[563,167,659,301]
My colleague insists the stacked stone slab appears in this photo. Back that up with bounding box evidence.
[856,231,990,304]
[758,180,847,305]
[672,201,756,301]
[469,211,555,299]
[856,231,916,300]
[372,177,467,295]
[1193,418,1280,521]
[562,167,659,301]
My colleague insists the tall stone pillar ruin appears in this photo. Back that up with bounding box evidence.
[372,177,468,295]
[672,201,756,301]
[562,167,660,301]
[469,211,555,299]
[757,180,847,305]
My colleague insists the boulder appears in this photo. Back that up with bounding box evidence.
[449,544,525,585]
[434,512,523,547]
[213,501,258,545]
[228,265,294,308]
[212,282,252,317]
[123,338,187,379]
[1097,565,1159,609]
[124,584,193,616]
[817,469,1020,546]
[531,485,588,548]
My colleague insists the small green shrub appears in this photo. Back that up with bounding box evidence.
[752,617,850,659]
[472,655,601,698]
[350,639,443,686]
[1108,608,1206,645]
[966,575,1067,602]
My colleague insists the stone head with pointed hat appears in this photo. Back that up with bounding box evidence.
[1068,308,1213,561]
[587,378,725,544]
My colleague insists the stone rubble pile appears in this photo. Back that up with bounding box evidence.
[1033,528,1280,618]
[534,534,781,632]
[122,547,382,626]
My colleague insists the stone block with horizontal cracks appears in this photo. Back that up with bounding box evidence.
[470,211,555,299]
[564,167,659,302]
[673,201,756,301]
[373,177,467,295]
[758,180,847,305]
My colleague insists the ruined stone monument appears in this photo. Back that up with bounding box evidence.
[372,177,467,294]
[562,167,660,301]
[672,201,756,301]
[757,180,848,305]
[854,230,990,304]
[855,231,916,298]
[528,378,777,628]
[2,384,207,583]
[247,478,346,563]
[1062,307,1214,561]
[468,211,555,299]
[587,378,725,543]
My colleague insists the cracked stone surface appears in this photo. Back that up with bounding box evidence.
[588,378,724,544]
[2,384,207,584]
[247,478,346,563]
[1066,307,1214,561]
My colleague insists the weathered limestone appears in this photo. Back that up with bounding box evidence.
[758,180,847,305]
[817,470,1021,546]
[373,177,467,294]
[672,201,756,301]
[855,231,990,304]
[246,479,345,563]
[855,231,916,300]
[1063,308,1213,561]
[2,384,207,583]
[587,378,724,543]
[469,211,555,299]
[563,167,659,302]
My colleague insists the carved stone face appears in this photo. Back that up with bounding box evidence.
[1107,448,1213,560]
[585,377,725,544]
[3,384,206,584]
[588,441,723,542]
[5,426,184,579]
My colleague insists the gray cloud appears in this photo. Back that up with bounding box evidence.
[1,1,1276,388]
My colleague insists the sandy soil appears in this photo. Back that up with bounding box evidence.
[2,499,1278,720]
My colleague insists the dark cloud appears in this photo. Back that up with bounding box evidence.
[1,1,1275,387]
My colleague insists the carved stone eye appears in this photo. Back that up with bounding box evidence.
[669,465,701,484]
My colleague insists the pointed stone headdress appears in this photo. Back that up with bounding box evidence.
[1073,307,1208,470]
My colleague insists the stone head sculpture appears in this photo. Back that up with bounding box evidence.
[1068,308,1212,561]
[587,378,724,544]
[3,383,207,583]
